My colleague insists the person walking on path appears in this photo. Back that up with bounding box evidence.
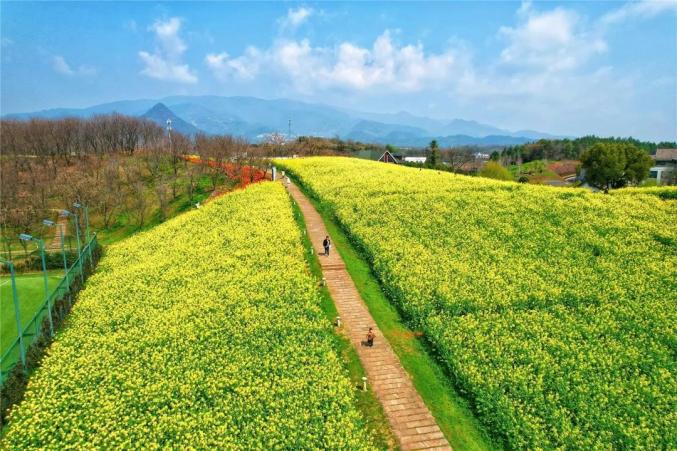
[323,236,331,256]
[366,327,375,347]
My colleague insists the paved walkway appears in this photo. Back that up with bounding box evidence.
[47,213,68,250]
[286,181,451,451]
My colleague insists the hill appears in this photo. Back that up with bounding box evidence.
[2,182,378,448]
[140,102,201,136]
[276,157,677,449]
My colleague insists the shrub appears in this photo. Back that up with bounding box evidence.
[479,161,513,181]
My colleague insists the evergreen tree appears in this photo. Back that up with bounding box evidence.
[427,139,441,166]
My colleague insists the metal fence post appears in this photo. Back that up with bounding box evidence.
[4,260,27,372]
[84,206,93,272]
[38,239,54,336]
[73,212,84,284]
[60,224,70,292]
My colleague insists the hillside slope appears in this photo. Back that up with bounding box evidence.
[277,157,677,449]
[3,182,375,448]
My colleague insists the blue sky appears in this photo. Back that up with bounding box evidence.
[1,1,676,140]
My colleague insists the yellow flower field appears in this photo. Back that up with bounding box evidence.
[3,182,375,449]
[277,156,677,449]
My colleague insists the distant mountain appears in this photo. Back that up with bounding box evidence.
[3,95,567,146]
[350,132,533,147]
[141,103,200,136]
[345,120,430,142]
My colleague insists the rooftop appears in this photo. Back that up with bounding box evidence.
[654,148,677,161]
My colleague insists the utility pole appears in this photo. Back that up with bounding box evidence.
[288,119,292,140]
[166,118,172,153]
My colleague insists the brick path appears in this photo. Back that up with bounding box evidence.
[286,181,451,451]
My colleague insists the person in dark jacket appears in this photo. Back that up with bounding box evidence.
[323,236,331,256]
[366,327,375,347]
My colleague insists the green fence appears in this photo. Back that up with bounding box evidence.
[0,234,99,386]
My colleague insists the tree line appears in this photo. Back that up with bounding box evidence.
[492,136,677,165]
[0,115,275,258]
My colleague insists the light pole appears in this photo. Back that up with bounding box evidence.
[73,202,92,271]
[73,203,90,242]
[166,118,172,153]
[1,257,27,372]
[43,219,69,293]
[19,233,54,336]
[63,209,84,284]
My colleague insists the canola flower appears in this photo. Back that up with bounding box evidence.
[277,156,677,450]
[3,182,375,449]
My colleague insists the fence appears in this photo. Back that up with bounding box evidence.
[0,234,99,386]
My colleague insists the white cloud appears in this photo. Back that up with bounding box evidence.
[499,6,607,71]
[279,7,313,30]
[52,55,97,76]
[601,0,677,26]
[201,1,675,139]
[138,17,197,83]
[205,47,263,80]
[151,17,187,58]
[138,52,197,84]
[206,31,459,92]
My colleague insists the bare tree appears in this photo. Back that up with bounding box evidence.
[442,147,475,173]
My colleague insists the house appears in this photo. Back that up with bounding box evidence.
[378,150,401,163]
[649,148,677,185]
[403,156,427,164]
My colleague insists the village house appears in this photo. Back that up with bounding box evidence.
[649,148,677,185]
[377,150,402,163]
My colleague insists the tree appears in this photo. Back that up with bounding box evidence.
[580,143,653,193]
[426,140,441,166]
[442,147,474,172]
[479,161,513,181]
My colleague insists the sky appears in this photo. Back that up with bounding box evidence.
[1,1,676,141]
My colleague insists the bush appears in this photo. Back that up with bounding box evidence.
[27,250,79,271]
[479,161,514,181]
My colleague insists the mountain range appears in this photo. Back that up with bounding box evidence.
[3,96,566,146]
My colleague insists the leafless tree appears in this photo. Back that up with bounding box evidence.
[442,148,475,173]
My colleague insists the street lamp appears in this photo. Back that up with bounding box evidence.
[0,257,27,372]
[19,233,54,336]
[43,219,69,292]
[72,202,90,242]
[73,203,93,271]
[62,209,84,284]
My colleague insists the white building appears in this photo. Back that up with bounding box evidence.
[402,156,427,164]
[649,149,677,185]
